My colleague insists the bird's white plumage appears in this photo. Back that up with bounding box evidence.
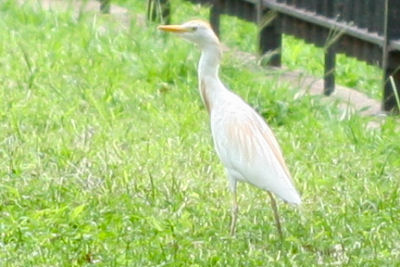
[158,20,301,235]
[210,89,301,204]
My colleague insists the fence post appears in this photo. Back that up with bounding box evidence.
[160,0,171,24]
[382,0,400,111]
[210,0,222,36]
[258,2,281,67]
[100,0,110,13]
[324,45,336,95]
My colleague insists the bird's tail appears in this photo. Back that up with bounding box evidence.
[277,187,301,206]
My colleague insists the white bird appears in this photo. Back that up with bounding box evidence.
[158,20,301,236]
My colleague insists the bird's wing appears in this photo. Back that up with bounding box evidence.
[211,96,301,204]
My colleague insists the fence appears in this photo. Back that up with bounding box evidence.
[106,0,400,112]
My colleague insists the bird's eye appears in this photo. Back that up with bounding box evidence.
[191,26,198,32]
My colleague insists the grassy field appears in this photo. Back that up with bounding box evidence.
[1,0,399,266]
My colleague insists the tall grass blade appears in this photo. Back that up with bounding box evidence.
[389,75,400,111]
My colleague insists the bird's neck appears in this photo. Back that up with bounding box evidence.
[198,45,224,114]
[198,45,221,78]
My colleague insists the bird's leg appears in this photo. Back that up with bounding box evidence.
[268,191,283,239]
[229,178,238,235]
[230,190,238,235]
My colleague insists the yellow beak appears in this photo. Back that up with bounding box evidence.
[158,25,190,33]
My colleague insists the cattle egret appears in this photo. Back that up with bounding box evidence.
[158,20,301,237]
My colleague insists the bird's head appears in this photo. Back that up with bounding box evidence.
[158,20,220,50]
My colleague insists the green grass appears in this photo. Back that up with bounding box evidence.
[1,0,400,266]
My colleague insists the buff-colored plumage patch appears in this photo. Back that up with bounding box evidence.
[200,80,211,114]
[225,112,292,180]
